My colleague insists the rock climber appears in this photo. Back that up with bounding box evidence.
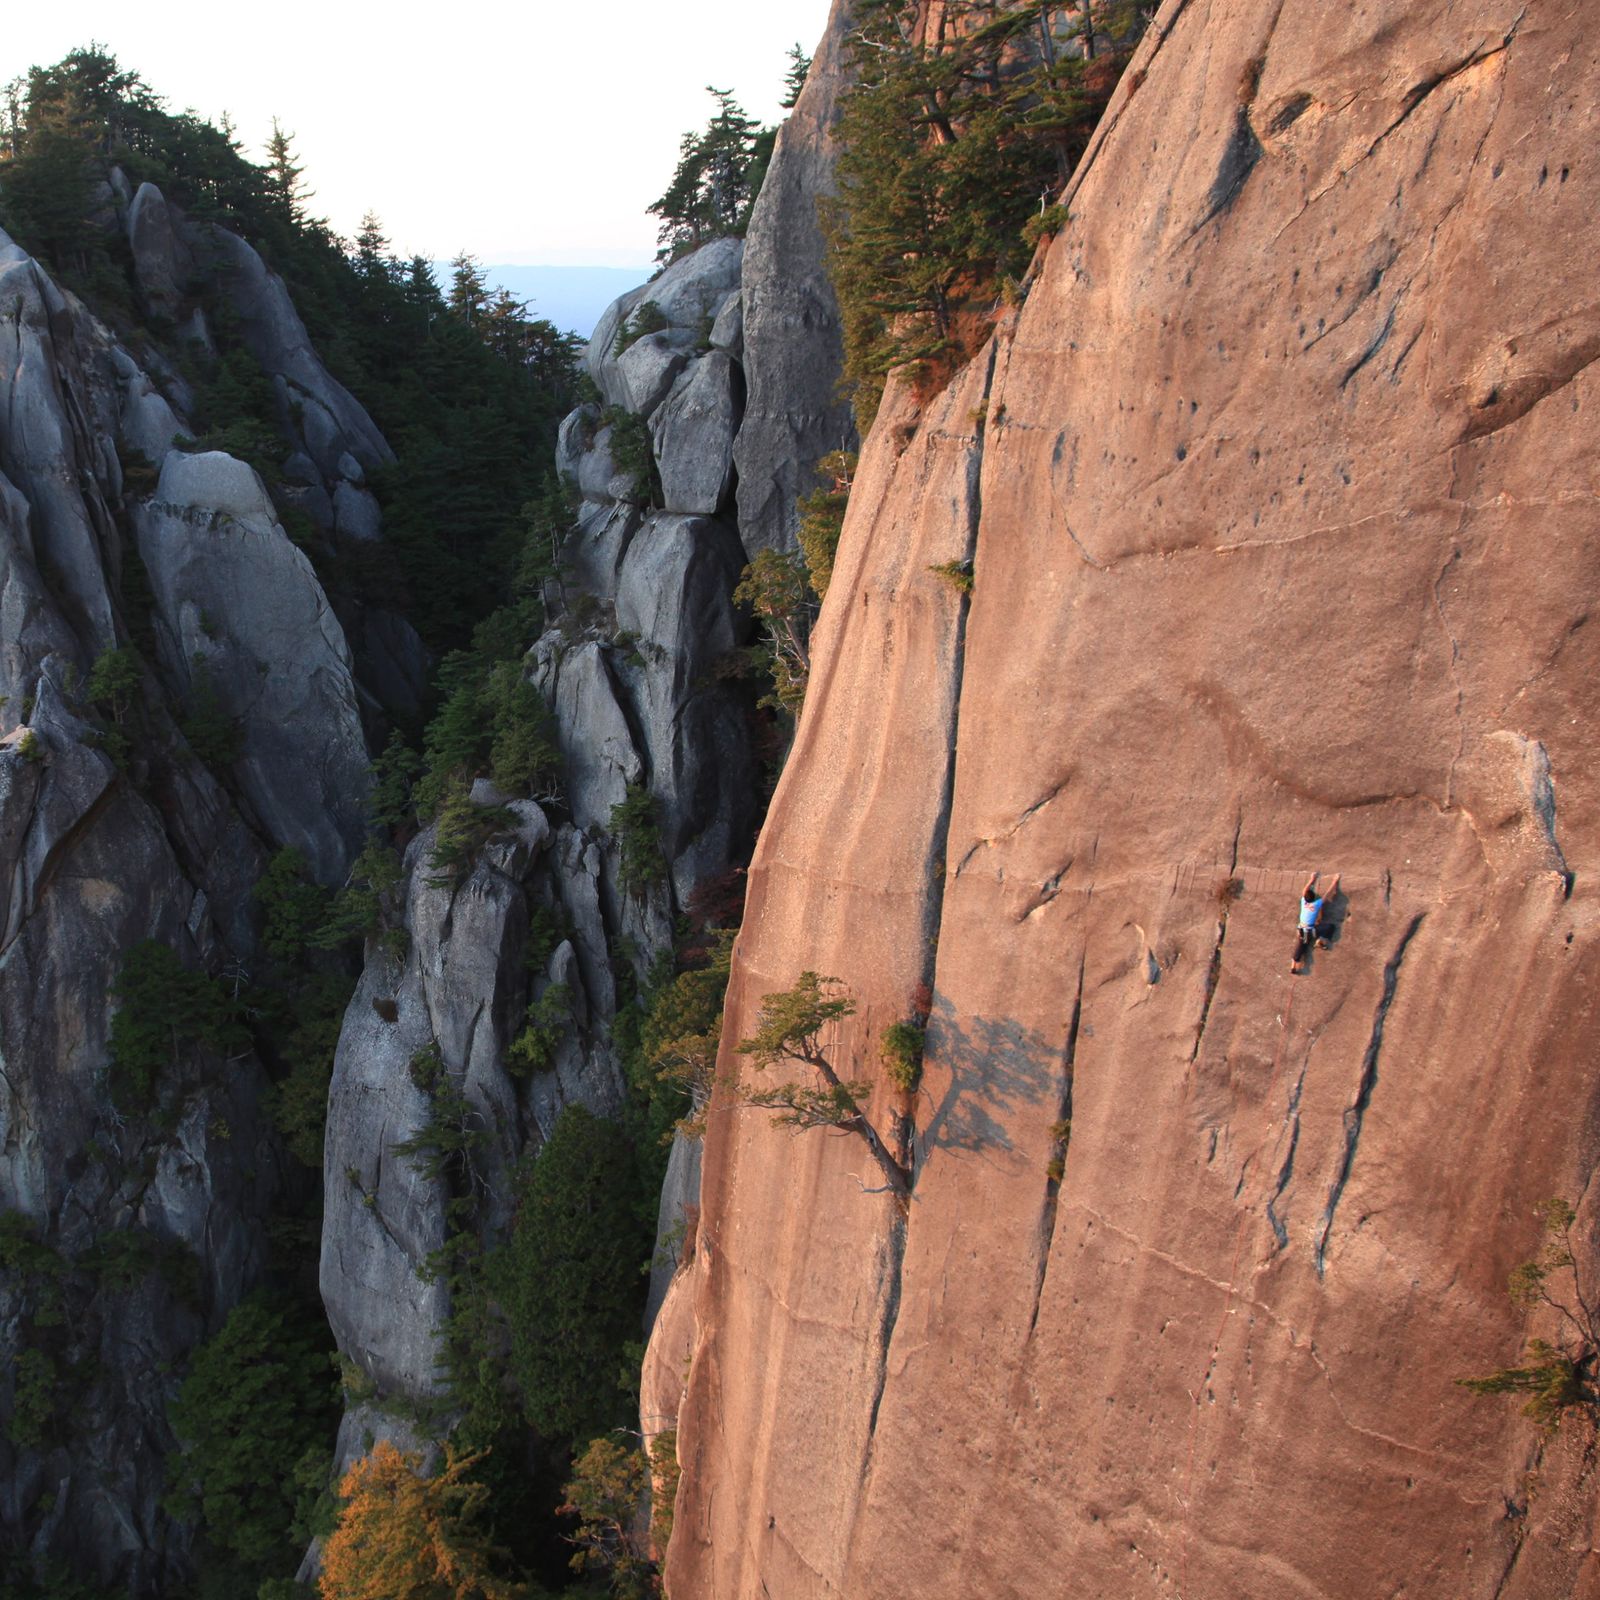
[1291,871,1339,974]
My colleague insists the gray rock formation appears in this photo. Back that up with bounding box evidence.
[651,351,741,515]
[0,232,121,652]
[117,184,428,717]
[0,218,384,1592]
[733,0,858,553]
[125,183,195,323]
[135,451,370,883]
[186,225,393,475]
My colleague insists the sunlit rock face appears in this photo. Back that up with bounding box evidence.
[652,3,1600,1597]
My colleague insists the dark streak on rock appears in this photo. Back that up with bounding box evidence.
[1026,956,1084,1341]
[1190,110,1264,239]
[1265,1066,1306,1251]
[1341,303,1398,388]
[1313,913,1425,1278]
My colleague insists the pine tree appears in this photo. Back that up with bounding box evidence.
[318,1442,526,1600]
[822,0,1145,428]
[264,117,311,225]
[781,43,813,109]
[448,252,489,325]
[647,87,769,261]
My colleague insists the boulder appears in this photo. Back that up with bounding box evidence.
[332,481,383,543]
[650,351,742,515]
[614,333,692,417]
[587,238,745,411]
[124,183,194,321]
[137,451,370,882]
[532,639,641,835]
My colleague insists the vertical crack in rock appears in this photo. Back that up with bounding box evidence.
[862,1214,908,1445]
[1432,548,1466,808]
[1488,1432,1550,1598]
[1525,739,1574,897]
[1027,955,1084,1340]
[1313,914,1425,1277]
[1265,1065,1306,1252]
[858,343,1000,1517]
[919,340,1000,978]
[1190,811,1243,1061]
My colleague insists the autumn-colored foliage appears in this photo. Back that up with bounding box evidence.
[318,1441,525,1600]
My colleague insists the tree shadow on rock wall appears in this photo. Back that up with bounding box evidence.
[916,996,1062,1165]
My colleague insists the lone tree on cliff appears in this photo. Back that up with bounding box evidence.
[737,973,912,1198]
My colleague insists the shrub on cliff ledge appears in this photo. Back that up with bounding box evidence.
[823,0,1144,429]
[738,974,912,1199]
[108,941,244,1108]
[1459,1198,1599,1429]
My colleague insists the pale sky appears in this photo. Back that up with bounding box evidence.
[3,0,835,267]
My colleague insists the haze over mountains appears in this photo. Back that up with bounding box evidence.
[438,262,653,337]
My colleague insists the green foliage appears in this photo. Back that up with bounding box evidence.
[823,1,1144,428]
[1021,201,1070,248]
[507,983,573,1076]
[429,783,517,888]
[165,1293,338,1581]
[368,731,422,833]
[647,1427,679,1560]
[733,547,814,718]
[417,648,559,826]
[879,1021,925,1092]
[185,346,283,478]
[648,87,771,262]
[180,661,242,770]
[1457,1340,1585,1429]
[485,662,561,797]
[795,451,857,601]
[253,848,333,964]
[8,1347,55,1449]
[611,299,668,356]
[738,974,912,1198]
[84,645,143,766]
[16,728,42,763]
[312,842,406,953]
[609,783,667,895]
[632,931,733,1141]
[929,558,975,594]
[82,1227,201,1306]
[600,405,655,505]
[1459,1198,1598,1430]
[781,43,813,110]
[264,969,354,1169]
[558,1437,653,1597]
[107,940,244,1108]
[498,1106,647,1448]
[738,971,856,1071]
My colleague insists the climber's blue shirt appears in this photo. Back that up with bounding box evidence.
[1298,896,1324,930]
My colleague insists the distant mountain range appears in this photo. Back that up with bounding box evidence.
[433,263,653,341]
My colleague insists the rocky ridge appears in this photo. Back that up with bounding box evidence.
[314,101,857,1501]
[0,183,386,1587]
